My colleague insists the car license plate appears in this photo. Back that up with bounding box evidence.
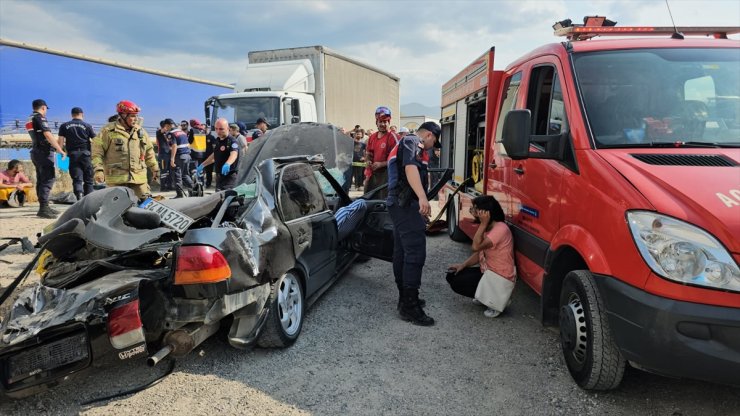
[6,332,89,385]
[139,199,194,233]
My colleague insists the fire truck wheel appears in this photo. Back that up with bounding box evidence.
[559,270,626,390]
[447,200,469,242]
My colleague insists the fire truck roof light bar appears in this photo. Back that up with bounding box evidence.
[554,21,740,41]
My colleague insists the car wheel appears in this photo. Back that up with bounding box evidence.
[559,270,626,390]
[447,199,468,242]
[189,183,204,197]
[257,271,304,348]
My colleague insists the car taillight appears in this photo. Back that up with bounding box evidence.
[108,299,145,349]
[174,245,231,285]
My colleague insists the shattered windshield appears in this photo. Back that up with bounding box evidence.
[574,48,740,147]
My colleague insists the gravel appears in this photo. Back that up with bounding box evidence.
[0,204,738,415]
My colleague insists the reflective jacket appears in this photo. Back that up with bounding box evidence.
[92,122,158,185]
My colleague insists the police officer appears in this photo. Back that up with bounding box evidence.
[58,107,95,201]
[26,99,66,218]
[197,118,239,191]
[386,121,440,326]
[92,100,159,199]
[252,117,270,140]
[156,119,175,191]
[168,120,193,198]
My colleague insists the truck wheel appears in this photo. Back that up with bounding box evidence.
[559,270,626,390]
[447,200,468,242]
[257,271,304,348]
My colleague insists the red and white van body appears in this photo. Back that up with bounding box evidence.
[439,30,740,388]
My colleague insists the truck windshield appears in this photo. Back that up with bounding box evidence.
[212,97,279,129]
[574,48,740,147]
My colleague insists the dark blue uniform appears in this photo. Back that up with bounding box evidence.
[58,119,95,198]
[167,129,193,197]
[386,134,429,291]
[26,111,55,205]
[213,135,239,191]
[203,133,217,188]
[156,129,172,190]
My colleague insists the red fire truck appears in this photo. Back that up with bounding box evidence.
[438,17,740,389]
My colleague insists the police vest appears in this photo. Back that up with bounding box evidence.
[170,130,190,156]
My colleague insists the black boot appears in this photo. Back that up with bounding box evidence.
[37,203,58,219]
[174,185,185,199]
[397,283,425,311]
[399,288,434,326]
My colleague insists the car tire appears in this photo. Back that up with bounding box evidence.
[189,183,204,197]
[447,199,468,242]
[559,270,626,390]
[257,271,304,348]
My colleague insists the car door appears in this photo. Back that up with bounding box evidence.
[277,162,338,296]
[349,198,394,262]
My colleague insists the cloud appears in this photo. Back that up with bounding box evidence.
[1,0,739,109]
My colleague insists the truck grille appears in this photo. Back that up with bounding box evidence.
[631,154,737,167]
[5,332,89,385]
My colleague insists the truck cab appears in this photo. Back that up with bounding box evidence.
[440,19,740,389]
[205,91,315,131]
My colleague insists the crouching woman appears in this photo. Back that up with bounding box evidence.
[446,195,515,317]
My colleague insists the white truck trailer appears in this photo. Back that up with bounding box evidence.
[205,46,400,131]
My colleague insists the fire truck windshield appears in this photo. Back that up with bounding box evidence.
[574,48,740,148]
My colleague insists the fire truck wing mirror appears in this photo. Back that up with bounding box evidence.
[502,110,532,160]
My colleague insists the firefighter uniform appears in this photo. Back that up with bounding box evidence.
[169,128,193,197]
[92,121,158,198]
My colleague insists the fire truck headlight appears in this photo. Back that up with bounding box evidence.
[627,211,740,292]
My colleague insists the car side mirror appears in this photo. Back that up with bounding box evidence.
[502,110,532,160]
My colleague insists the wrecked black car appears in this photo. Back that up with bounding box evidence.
[0,123,398,398]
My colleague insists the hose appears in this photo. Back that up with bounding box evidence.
[80,359,176,406]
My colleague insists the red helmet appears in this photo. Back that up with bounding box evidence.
[116,100,140,115]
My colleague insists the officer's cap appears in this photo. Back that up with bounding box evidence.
[32,99,48,109]
[256,117,271,128]
[71,107,83,115]
[418,121,441,140]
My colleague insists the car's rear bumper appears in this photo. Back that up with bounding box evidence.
[593,274,740,386]
[0,323,104,398]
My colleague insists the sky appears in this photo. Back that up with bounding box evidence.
[1,0,739,109]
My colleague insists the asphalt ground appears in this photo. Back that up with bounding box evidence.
[0,194,738,415]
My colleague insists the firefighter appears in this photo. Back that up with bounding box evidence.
[386,121,440,326]
[92,100,159,199]
[364,106,398,198]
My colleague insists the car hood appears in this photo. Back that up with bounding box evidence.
[238,123,354,186]
[597,149,740,252]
